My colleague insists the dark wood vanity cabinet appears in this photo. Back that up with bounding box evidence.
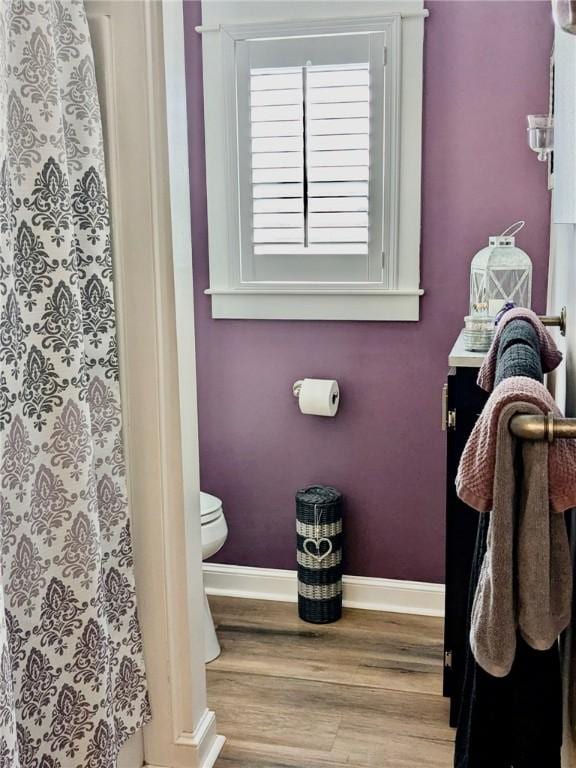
[443,348,488,727]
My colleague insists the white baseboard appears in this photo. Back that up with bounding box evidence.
[203,563,445,618]
[144,709,225,768]
[144,734,225,768]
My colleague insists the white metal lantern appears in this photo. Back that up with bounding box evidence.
[469,221,532,317]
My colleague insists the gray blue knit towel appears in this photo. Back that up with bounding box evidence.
[494,320,543,388]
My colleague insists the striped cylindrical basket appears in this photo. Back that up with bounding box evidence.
[296,485,343,624]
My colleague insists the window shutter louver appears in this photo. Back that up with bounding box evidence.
[250,67,305,248]
[307,64,369,253]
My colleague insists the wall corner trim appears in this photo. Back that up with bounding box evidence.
[203,563,445,617]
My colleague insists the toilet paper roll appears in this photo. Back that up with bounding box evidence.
[298,378,340,417]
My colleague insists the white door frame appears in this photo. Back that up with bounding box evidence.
[87,2,224,766]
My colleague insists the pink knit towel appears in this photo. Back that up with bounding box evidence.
[477,308,562,392]
[456,376,576,514]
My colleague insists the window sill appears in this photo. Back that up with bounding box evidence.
[205,288,424,320]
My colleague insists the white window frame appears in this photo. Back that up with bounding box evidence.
[199,1,427,320]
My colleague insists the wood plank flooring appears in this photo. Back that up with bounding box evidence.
[207,596,454,768]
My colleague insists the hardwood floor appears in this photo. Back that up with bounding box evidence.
[207,596,455,768]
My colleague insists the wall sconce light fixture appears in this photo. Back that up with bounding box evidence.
[552,0,576,34]
[527,114,554,162]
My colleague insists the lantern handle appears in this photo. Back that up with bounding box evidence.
[500,220,526,238]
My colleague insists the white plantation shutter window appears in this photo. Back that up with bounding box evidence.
[236,31,385,284]
[200,4,425,320]
[250,63,370,257]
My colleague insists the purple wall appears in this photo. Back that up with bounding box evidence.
[184,0,553,583]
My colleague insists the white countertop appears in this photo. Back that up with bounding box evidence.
[448,330,488,368]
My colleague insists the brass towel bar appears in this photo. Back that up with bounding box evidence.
[539,306,567,336]
[459,411,576,446]
[509,414,576,442]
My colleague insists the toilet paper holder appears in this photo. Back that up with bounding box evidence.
[293,380,304,398]
[292,380,339,405]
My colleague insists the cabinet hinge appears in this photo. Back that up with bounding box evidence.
[441,384,458,431]
[444,650,453,669]
[441,384,448,430]
[442,384,456,432]
[442,384,456,430]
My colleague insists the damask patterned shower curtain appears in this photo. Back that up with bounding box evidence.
[0,1,150,766]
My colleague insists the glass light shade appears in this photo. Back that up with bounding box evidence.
[527,114,554,162]
[552,0,576,34]
[470,229,532,317]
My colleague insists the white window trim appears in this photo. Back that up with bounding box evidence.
[200,1,427,321]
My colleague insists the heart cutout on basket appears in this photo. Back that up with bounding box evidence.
[303,537,333,562]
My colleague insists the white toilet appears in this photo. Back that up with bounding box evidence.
[200,491,228,663]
